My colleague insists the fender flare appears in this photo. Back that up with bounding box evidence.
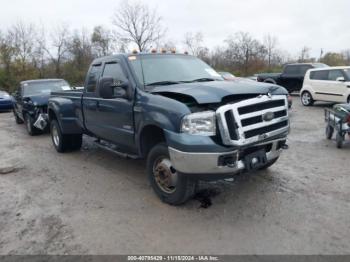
[48,98,83,134]
[264,78,277,84]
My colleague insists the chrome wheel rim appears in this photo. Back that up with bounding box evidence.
[302,93,311,105]
[52,125,60,147]
[153,157,178,194]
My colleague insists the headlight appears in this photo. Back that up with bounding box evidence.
[181,111,216,136]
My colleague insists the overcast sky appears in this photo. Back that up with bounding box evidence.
[1,0,349,57]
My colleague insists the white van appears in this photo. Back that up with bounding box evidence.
[300,66,350,106]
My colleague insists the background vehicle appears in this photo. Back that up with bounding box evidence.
[300,66,350,106]
[13,79,71,135]
[257,63,328,93]
[0,90,13,111]
[48,53,290,205]
[219,71,292,108]
[247,75,258,81]
[218,71,235,81]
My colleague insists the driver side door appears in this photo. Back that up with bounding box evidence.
[95,60,136,153]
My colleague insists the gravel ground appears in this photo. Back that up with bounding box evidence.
[0,97,349,255]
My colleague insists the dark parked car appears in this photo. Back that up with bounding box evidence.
[48,52,290,205]
[257,63,328,93]
[0,90,13,111]
[13,79,71,135]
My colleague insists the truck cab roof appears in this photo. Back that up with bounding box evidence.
[91,52,193,65]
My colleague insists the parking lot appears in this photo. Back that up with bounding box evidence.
[0,96,349,255]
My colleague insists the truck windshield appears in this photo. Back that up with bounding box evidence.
[23,80,71,96]
[129,54,223,87]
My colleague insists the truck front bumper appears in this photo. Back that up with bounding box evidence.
[168,139,284,175]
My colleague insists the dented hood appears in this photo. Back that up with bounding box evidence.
[150,80,288,104]
[24,94,50,106]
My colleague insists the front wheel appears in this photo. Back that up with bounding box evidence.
[13,110,23,124]
[25,114,39,136]
[301,91,314,106]
[147,143,196,205]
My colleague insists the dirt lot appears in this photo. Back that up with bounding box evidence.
[0,97,349,255]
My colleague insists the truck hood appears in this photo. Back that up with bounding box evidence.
[24,94,50,106]
[150,81,288,104]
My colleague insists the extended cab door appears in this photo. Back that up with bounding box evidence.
[84,59,136,152]
[82,63,103,134]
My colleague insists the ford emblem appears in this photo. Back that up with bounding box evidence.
[262,111,274,121]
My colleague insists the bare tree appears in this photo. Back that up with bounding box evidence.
[183,32,204,55]
[43,24,71,77]
[9,21,37,74]
[341,49,350,65]
[33,24,47,78]
[0,31,17,90]
[298,46,311,62]
[112,1,165,52]
[264,34,278,70]
[91,25,115,56]
[225,32,266,76]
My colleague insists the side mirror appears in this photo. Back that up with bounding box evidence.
[336,77,345,82]
[98,77,129,99]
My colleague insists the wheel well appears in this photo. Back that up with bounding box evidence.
[48,109,57,121]
[140,125,166,158]
[264,79,276,84]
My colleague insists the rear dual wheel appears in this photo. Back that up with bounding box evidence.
[50,120,82,153]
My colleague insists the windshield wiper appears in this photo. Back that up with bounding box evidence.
[182,78,217,83]
[145,81,181,86]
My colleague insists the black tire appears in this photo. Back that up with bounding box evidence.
[69,134,83,151]
[50,120,70,153]
[326,125,334,140]
[146,143,196,205]
[25,114,39,136]
[301,91,314,106]
[336,133,344,149]
[13,110,23,124]
[259,157,279,170]
[347,96,350,104]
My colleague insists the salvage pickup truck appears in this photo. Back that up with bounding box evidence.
[48,52,290,205]
[257,63,328,93]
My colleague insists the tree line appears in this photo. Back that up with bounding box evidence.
[1,1,350,93]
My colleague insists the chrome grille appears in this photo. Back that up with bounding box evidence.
[216,95,289,146]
